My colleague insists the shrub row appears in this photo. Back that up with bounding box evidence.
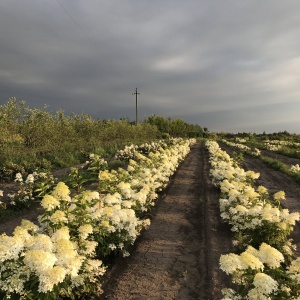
[0,138,195,299]
[206,140,300,300]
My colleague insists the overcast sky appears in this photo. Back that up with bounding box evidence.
[1,1,300,133]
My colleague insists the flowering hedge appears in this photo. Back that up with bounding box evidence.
[206,140,300,300]
[0,138,196,299]
[222,139,261,157]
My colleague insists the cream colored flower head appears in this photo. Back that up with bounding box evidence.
[50,210,68,224]
[273,190,285,202]
[219,253,245,274]
[78,224,93,240]
[51,226,70,242]
[38,266,67,293]
[29,234,53,252]
[258,243,284,269]
[257,186,268,195]
[0,234,24,262]
[253,272,278,295]
[81,190,100,202]
[20,219,39,232]
[240,252,264,271]
[24,249,57,274]
[52,182,71,202]
[13,226,34,248]
[41,194,61,211]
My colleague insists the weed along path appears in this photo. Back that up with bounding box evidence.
[99,143,233,300]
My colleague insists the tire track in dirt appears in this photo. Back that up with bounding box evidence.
[99,142,233,300]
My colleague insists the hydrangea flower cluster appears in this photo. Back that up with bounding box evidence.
[137,140,167,155]
[114,144,138,161]
[290,164,300,173]
[206,140,300,299]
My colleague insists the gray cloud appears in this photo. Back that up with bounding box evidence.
[1,1,300,133]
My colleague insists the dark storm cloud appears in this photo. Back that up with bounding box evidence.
[1,1,300,132]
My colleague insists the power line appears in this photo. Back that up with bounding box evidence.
[55,0,99,50]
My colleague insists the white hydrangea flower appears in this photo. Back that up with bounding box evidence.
[252,272,278,295]
[258,243,284,269]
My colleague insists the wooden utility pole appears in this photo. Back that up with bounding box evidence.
[132,88,140,124]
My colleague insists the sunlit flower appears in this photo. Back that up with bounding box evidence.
[252,272,278,295]
[24,249,57,273]
[221,288,241,300]
[80,240,97,255]
[273,190,285,202]
[103,193,121,205]
[257,186,268,195]
[127,165,135,172]
[81,191,100,202]
[0,234,24,262]
[25,174,34,184]
[258,243,284,269]
[52,182,71,202]
[49,210,68,224]
[219,253,245,274]
[239,251,264,270]
[29,234,53,252]
[51,226,70,242]
[117,182,132,198]
[20,219,39,232]
[38,266,67,293]
[287,257,300,283]
[41,194,60,211]
[14,172,23,182]
[78,224,93,240]
[13,226,34,247]
[84,259,106,277]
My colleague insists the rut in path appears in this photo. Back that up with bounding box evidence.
[99,142,233,300]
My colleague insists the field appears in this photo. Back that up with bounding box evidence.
[1,137,300,299]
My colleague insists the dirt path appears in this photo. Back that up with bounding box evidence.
[99,143,233,300]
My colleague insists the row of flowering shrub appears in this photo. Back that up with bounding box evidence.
[206,140,300,300]
[221,139,261,157]
[222,139,300,183]
[0,138,196,299]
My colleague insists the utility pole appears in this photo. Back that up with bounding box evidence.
[132,88,140,124]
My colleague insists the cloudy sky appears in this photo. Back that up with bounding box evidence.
[1,1,300,133]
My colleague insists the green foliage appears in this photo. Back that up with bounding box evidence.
[231,151,244,167]
[108,159,125,170]
[261,156,287,171]
[146,115,203,138]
